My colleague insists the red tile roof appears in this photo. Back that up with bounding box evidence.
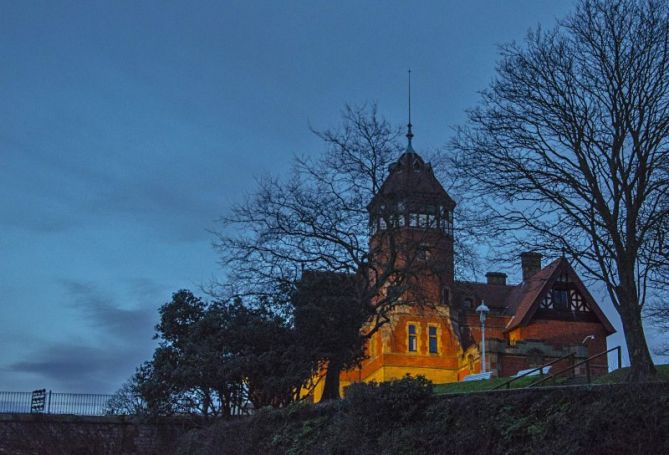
[454,257,615,335]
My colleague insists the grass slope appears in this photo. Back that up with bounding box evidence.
[179,379,669,455]
[433,363,669,394]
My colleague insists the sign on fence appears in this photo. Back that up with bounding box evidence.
[30,389,47,413]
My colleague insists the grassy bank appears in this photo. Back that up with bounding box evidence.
[433,363,669,394]
[178,378,669,455]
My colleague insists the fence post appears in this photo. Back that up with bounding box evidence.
[47,390,52,414]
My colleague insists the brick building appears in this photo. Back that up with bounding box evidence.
[332,129,616,395]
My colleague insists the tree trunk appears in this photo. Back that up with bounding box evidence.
[618,301,656,382]
[319,359,342,402]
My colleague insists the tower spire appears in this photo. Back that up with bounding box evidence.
[406,69,414,149]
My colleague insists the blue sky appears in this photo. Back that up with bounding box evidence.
[1,0,664,394]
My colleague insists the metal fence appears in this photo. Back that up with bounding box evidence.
[0,390,114,416]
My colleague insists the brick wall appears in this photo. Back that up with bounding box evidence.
[0,413,195,455]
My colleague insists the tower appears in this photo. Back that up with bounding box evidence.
[367,122,457,306]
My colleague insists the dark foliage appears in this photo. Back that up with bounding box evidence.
[292,271,370,401]
[134,290,312,417]
[177,381,669,455]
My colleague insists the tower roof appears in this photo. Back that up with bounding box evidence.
[368,146,455,211]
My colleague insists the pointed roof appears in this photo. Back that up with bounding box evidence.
[504,257,615,334]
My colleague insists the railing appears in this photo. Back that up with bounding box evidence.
[528,346,622,388]
[0,390,114,416]
[493,352,576,390]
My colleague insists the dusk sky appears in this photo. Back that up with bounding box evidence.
[2,1,665,394]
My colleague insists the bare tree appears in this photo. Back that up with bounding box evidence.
[451,0,669,381]
[214,105,458,399]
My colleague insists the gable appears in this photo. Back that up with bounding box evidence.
[505,258,615,334]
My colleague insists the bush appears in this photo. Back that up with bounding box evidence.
[346,375,433,425]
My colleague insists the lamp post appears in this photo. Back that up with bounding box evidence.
[476,301,490,374]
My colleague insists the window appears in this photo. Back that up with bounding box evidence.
[418,213,428,227]
[398,214,406,227]
[379,217,387,231]
[388,284,402,302]
[441,287,450,306]
[408,324,417,352]
[551,289,569,311]
[463,297,474,309]
[409,213,418,227]
[428,326,438,353]
[541,285,590,312]
[417,244,431,261]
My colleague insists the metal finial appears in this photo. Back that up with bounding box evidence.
[406,69,414,146]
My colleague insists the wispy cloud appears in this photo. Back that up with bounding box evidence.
[7,342,144,393]
[61,279,156,343]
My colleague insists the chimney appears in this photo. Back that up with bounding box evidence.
[520,252,542,281]
[485,272,507,285]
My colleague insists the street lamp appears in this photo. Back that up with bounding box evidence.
[476,301,490,374]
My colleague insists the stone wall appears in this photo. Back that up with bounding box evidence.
[0,413,194,455]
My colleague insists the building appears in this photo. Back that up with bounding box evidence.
[326,126,616,397]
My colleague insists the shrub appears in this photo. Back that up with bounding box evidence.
[346,375,433,425]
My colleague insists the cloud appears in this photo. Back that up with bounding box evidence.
[1,280,164,393]
[61,279,156,344]
[6,342,147,393]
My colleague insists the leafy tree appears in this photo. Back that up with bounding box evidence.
[292,271,369,401]
[104,377,147,416]
[451,0,669,381]
[135,290,310,417]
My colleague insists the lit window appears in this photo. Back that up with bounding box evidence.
[408,324,417,352]
[429,326,438,353]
